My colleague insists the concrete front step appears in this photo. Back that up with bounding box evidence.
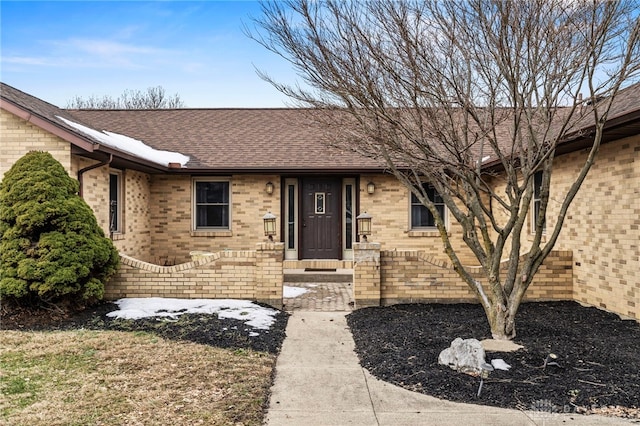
[284,268,353,283]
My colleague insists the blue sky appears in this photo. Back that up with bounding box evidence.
[1,1,299,108]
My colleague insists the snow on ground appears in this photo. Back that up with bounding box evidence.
[283,286,311,298]
[57,116,190,167]
[106,298,278,330]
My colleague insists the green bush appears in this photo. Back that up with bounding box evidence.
[0,151,119,304]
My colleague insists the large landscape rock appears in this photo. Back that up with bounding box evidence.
[438,337,487,374]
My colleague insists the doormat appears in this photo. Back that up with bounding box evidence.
[304,268,337,272]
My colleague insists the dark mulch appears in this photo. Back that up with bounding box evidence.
[1,301,289,354]
[347,301,640,418]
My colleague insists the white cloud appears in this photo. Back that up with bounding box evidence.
[2,56,51,66]
[57,38,169,57]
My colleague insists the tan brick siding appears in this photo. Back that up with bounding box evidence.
[486,136,639,319]
[106,243,284,308]
[68,161,153,261]
[117,169,152,260]
[358,174,475,263]
[353,247,573,306]
[149,174,281,263]
[352,243,382,307]
[72,156,110,233]
[1,109,71,178]
[552,137,639,320]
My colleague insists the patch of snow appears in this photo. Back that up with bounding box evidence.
[481,155,491,163]
[106,298,278,330]
[57,116,189,167]
[491,358,512,371]
[283,285,310,298]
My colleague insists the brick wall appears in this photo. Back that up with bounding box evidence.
[70,159,153,262]
[487,136,639,320]
[358,173,476,263]
[149,174,281,263]
[115,169,152,261]
[106,243,284,308]
[1,109,71,178]
[352,242,381,307]
[353,244,573,306]
[3,105,636,320]
[553,136,639,320]
[72,156,110,233]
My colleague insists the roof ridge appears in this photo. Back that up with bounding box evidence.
[65,107,312,112]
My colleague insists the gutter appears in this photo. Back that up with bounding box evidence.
[2,98,172,174]
[78,154,113,198]
[481,109,640,172]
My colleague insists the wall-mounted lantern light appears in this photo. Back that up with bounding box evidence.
[367,181,376,195]
[356,211,372,242]
[265,181,274,195]
[263,211,277,241]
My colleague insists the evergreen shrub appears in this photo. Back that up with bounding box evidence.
[0,151,119,304]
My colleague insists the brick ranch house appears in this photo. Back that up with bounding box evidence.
[1,82,638,320]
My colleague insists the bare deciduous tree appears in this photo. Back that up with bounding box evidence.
[67,86,184,109]
[250,0,640,339]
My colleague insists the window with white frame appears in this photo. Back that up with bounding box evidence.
[410,183,445,228]
[532,170,546,233]
[109,171,122,233]
[193,179,230,229]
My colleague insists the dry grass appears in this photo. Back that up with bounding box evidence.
[0,330,275,425]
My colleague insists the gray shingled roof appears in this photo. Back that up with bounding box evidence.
[2,81,639,172]
[69,108,385,171]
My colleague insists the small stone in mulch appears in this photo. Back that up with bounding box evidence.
[481,339,523,352]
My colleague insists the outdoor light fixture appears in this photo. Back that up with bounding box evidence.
[265,181,274,195]
[543,353,559,370]
[477,362,494,397]
[367,181,376,194]
[356,212,372,242]
[263,211,277,241]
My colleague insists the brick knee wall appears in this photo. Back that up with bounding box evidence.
[105,243,284,308]
[354,247,574,306]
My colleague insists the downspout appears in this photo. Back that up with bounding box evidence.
[77,154,113,198]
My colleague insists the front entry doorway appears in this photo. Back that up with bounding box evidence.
[300,178,342,259]
[283,176,356,261]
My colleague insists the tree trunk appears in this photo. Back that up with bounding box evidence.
[486,304,517,340]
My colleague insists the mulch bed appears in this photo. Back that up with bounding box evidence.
[347,301,640,419]
[1,301,289,354]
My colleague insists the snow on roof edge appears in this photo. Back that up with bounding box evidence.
[56,116,189,167]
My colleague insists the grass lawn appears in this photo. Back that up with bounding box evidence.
[1,329,275,425]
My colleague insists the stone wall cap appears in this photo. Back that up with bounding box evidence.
[354,242,381,249]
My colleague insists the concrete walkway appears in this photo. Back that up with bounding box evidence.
[265,311,632,426]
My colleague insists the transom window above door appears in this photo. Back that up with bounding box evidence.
[193,179,230,229]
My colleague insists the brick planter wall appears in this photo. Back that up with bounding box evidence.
[106,242,284,308]
[354,244,573,306]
